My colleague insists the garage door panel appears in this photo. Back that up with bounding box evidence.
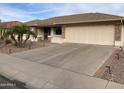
[65,25,114,45]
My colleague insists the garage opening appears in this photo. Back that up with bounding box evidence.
[65,25,114,45]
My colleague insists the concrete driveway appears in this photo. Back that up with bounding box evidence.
[12,43,115,76]
[0,43,124,88]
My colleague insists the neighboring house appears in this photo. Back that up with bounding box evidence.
[1,21,23,27]
[25,13,124,47]
[0,21,23,40]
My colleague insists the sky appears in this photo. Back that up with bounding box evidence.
[0,3,124,22]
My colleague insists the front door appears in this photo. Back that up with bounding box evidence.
[44,27,51,40]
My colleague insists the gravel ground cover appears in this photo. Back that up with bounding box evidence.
[100,49,124,85]
[0,41,50,54]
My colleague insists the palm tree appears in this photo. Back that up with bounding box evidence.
[0,26,7,40]
[5,25,37,47]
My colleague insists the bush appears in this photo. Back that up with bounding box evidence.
[5,39,12,45]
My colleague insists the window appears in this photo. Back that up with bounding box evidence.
[54,27,62,35]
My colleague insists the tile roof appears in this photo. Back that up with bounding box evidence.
[25,13,124,26]
[0,21,23,27]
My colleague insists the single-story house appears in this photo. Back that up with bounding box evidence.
[26,12,124,47]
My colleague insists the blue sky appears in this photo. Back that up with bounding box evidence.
[0,3,124,22]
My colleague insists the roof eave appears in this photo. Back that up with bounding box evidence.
[53,18,124,25]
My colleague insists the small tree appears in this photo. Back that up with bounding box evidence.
[5,25,37,47]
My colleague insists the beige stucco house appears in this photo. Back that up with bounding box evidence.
[25,13,124,47]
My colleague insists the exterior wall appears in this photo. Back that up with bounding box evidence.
[51,35,63,43]
[114,24,123,47]
[51,27,63,43]
[43,22,124,47]
[62,25,66,38]
[37,28,44,41]
[30,27,37,41]
[117,25,124,47]
[30,27,44,42]
[122,25,124,47]
[64,24,115,45]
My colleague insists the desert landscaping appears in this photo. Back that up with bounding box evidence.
[99,49,124,85]
[0,41,50,54]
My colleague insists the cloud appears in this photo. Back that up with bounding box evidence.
[0,3,124,22]
[27,8,58,14]
[26,3,124,17]
[0,4,38,22]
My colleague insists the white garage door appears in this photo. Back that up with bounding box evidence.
[65,25,114,45]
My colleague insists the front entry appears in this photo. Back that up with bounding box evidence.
[44,27,51,41]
